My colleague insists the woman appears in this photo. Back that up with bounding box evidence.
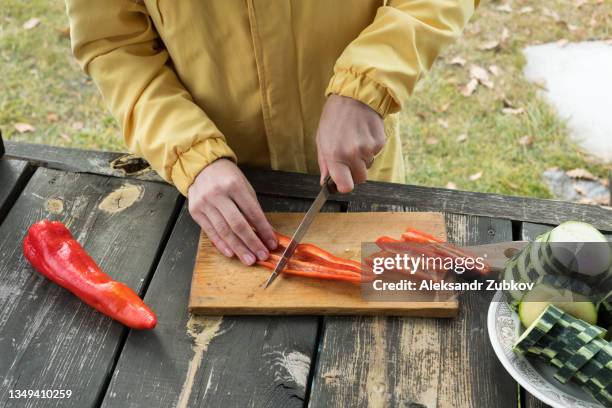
[66,0,477,265]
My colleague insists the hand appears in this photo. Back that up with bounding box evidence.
[188,159,277,265]
[316,95,386,193]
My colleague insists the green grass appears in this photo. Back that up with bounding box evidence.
[0,0,122,150]
[1,0,610,197]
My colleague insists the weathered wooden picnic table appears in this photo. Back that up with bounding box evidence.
[1,140,611,408]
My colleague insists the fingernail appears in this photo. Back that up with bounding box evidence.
[267,239,278,250]
[244,253,256,265]
[256,250,268,261]
[223,248,233,257]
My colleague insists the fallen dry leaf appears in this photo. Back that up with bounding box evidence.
[575,0,588,8]
[57,26,70,38]
[456,134,468,143]
[71,121,84,130]
[593,195,610,206]
[461,78,478,96]
[437,119,449,129]
[46,113,59,122]
[496,4,512,13]
[557,39,570,47]
[59,133,72,142]
[425,137,439,145]
[488,65,501,77]
[416,111,427,121]
[567,23,579,31]
[23,18,40,30]
[520,6,534,14]
[574,185,590,196]
[449,56,466,66]
[501,27,510,43]
[519,135,534,146]
[479,40,500,51]
[437,103,450,113]
[566,168,598,180]
[502,107,525,115]
[469,65,493,88]
[578,196,606,206]
[446,182,458,190]
[469,171,483,181]
[542,7,561,22]
[14,123,35,133]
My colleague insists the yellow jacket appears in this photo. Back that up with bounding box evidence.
[67,0,477,196]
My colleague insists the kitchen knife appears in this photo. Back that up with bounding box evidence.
[461,240,529,273]
[263,175,336,288]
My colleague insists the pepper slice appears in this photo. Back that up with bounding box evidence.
[401,227,490,275]
[257,232,368,283]
[23,220,157,329]
[273,232,362,273]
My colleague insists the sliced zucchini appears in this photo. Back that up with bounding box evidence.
[548,221,611,278]
[554,337,607,384]
[503,258,524,303]
[519,284,598,327]
[513,304,564,353]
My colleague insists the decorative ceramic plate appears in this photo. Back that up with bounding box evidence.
[487,290,602,408]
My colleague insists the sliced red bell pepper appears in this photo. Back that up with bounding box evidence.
[257,232,369,283]
[23,220,157,329]
[402,227,491,275]
[272,232,362,273]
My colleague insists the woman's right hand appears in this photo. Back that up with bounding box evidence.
[188,158,277,265]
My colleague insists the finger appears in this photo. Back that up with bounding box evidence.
[364,156,375,169]
[317,148,329,185]
[232,188,277,250]
[206,204,257,265]
[193,210,234,258]
[216,197,270,262]
[350,158,368,184]
[327,161,354,193]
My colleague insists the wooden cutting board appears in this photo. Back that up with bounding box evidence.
[189,212,458,317]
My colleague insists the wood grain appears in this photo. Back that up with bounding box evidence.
[189,212,457,317]
[309,202,517,408]
[0,167,180,408]
[0,159,33,224]
[102,196,327,407]
[8,141,611,231]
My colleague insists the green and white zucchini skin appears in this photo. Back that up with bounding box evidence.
[513,304,564,354]
[554,337,607,384]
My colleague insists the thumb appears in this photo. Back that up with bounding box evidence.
[317,149,328,186]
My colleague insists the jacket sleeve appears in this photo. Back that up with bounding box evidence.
[66,0,236,196]
[326,0,478,117]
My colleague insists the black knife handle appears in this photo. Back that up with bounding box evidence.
[0,130,4,159]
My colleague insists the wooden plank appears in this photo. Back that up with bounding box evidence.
[190,212,457,317]
[102,195,338,408]
[0,159,33,224]
[244,169,612,232]
[309,203,517,407]
[523,390,551,408]
[7,141,612,231]
[4,140,161,182]
[0,167,180,407]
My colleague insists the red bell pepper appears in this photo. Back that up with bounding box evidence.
[23,220,157,329]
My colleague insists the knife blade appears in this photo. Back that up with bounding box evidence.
[263,175,336,288]
[461,240,529,274]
